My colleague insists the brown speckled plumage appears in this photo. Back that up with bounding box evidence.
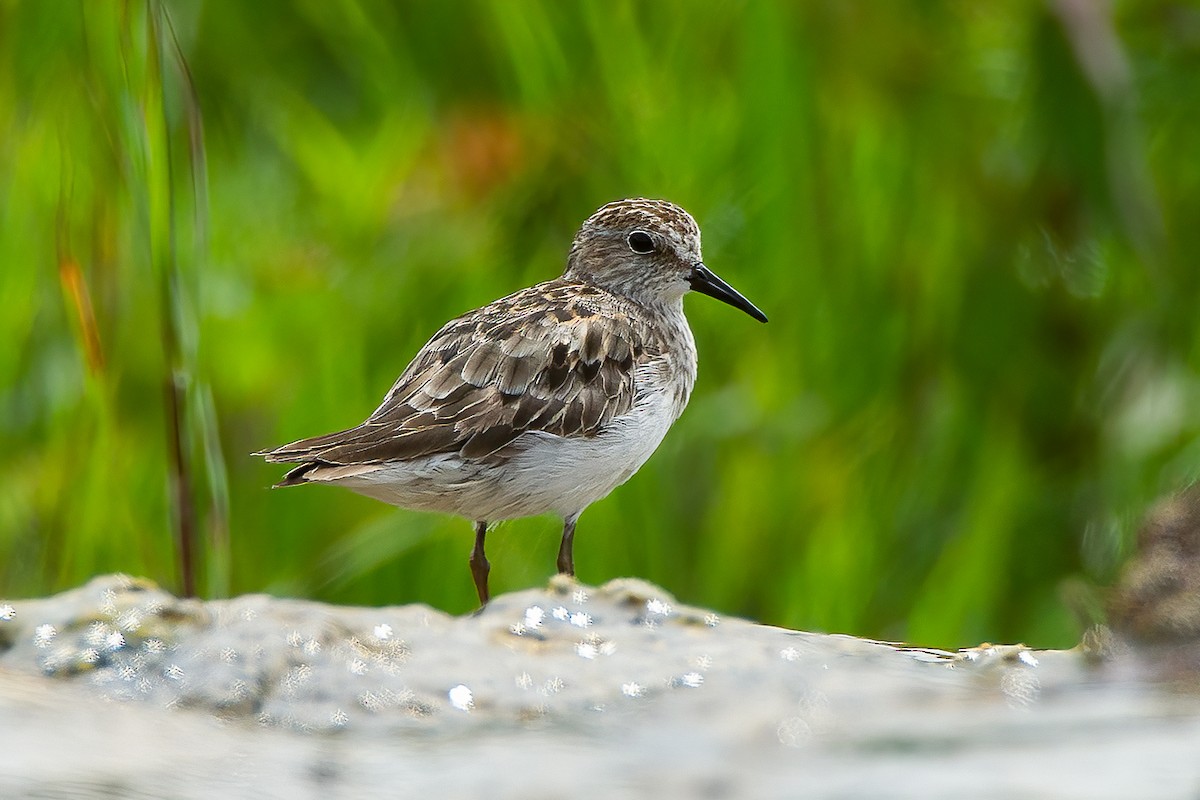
[258,198,766,604]
[266,282,656,472]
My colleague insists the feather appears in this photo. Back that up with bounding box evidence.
[258,279,660,470]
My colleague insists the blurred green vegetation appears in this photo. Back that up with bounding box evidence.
[2,0,1198,648]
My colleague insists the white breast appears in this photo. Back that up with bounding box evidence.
[334,355,693,522]
[492,374,685,519]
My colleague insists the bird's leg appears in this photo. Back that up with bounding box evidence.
[557,514,578,576]
[469,520,490,605]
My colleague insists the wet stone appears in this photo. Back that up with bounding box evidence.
[0,574,1199,798]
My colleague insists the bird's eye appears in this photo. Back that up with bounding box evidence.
[627,231,656,254]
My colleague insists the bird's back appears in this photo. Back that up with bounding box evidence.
[259,278,696,507]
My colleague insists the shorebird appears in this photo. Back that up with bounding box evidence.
[257,198,767,604]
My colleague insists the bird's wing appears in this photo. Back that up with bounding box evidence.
[259,281,650,467]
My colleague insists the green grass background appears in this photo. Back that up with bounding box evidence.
[2,0,1198,648]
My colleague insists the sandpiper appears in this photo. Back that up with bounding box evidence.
[258,198,766,604]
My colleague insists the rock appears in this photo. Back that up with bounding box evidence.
[1,574,1200,798]
[1110,483,1200,643]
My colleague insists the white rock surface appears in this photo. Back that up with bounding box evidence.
[1,574,1198,799]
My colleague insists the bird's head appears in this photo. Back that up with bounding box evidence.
[564,198,767,323]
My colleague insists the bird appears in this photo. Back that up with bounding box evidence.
[257,198,767,605]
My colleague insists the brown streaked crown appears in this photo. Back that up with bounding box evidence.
[563,198,703,306]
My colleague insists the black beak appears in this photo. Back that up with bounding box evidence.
[688,263,768,323]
